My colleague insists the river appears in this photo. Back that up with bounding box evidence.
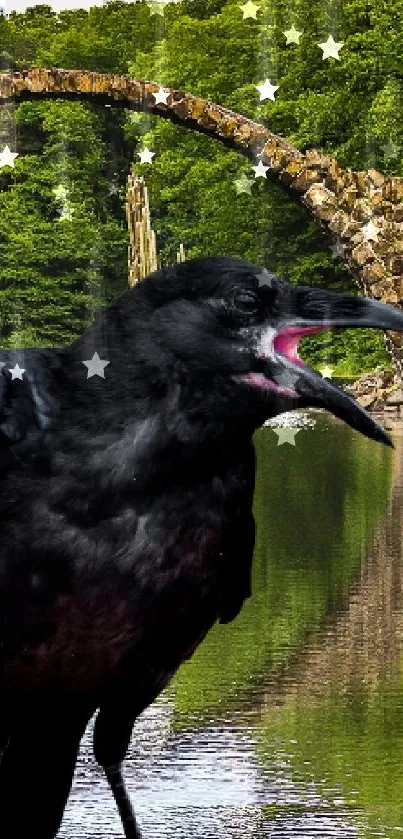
[59,410,403,839]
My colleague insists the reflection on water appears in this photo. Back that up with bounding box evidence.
[61,411,403,839]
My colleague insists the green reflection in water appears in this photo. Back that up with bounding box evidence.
[259,677,403,838]
[173,412,392,720]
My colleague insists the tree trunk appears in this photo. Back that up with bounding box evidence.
[1,67,402,375]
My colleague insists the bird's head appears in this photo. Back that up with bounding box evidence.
[83,256,403,448]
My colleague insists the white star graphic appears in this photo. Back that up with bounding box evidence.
[330,240,346,258]
[272,426,301,446]
[128,112,143,125]
[362,220,379,242]
[381,138,400,160]
[284,24,303,44]
[274,369,301,389]
[53,185,69,202]
[9,363,25,380]
[255,268,273,287]
[137,147,156,164]
[252,160,269,179]
[256,78,279,101]
[239,0,260,20]
[0,145,18,169]
[152,86,170,105]
[57,206,74,221]
[319,365,334,378]
[82,352,110,379]
[146,1,165,15]
[318,35,344,60]
[234,174,254,195]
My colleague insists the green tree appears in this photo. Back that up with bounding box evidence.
[0,0,400,372]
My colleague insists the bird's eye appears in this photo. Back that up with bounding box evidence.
[231,290,259,315]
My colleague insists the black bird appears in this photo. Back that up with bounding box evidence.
[1,255,403,839]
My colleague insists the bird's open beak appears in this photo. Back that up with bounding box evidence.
[260,287,403,448]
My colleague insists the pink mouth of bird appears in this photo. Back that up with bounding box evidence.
[243,324,327,396]
[273,324,325,365]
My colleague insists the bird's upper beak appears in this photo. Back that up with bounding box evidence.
[255,286,403,448]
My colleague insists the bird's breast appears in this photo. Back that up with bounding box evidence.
[4,524,223,698]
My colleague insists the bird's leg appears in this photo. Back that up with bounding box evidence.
[94,678,171,839]
[94,704,143,839]
[104,763,142,839]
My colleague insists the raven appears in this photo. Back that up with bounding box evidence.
[1,255,402,838]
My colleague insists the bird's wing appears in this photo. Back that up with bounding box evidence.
[0,348,62,474]
[218,440,256,624]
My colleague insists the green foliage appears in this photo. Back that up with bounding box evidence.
[0,0,399,372]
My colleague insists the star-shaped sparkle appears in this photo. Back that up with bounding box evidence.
[255,268,273,287]
[128,112,143,125]
[330,240,346,258]
[252,160,269,179]
[152,86,170,105]
[146,1,165,15]
[381,139,400,160]
[318,35,344,60]
[82,352,110,379]
[284,24,303,44]
[274,369,301,389]
[57,206,74,221]
[256,78,279,101]
[0,145,18,169]
[9,363,25,380]
[137,147,156,164]
[319,365,334,378]
[239,0,260,20]
[362,220,379,242]
[272,426,301,446]
[53,185,69,202]
[234,174,254,195]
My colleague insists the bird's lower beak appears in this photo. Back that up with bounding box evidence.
[266,288,403,448]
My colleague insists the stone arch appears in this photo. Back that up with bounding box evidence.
[0,67,402,374]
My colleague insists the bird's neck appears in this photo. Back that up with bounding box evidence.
[52,383,253,513]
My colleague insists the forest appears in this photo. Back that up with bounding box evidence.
[0,0,401,375]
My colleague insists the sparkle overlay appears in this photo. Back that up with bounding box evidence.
[152,87,170,106]
[319,365,334,379]
[137,147,156,164]
[362,220,380,242]
[284,25,303,45]
[82,353,110,379]
[255,269,273,288]
[0,146,18,169]
[256,79,279,102]
[234,174,254,195]
[239,1,260,20]
[271,427,301,446]
[9,364,25,381]
[274,368,301,390]
[252,160,269,179]
[318,35,344,60]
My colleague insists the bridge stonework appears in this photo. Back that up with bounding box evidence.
[0,67,402,379]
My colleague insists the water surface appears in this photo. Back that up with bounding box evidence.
[60,411,403,839]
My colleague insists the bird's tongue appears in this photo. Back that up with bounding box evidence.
[273,325,325,366]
